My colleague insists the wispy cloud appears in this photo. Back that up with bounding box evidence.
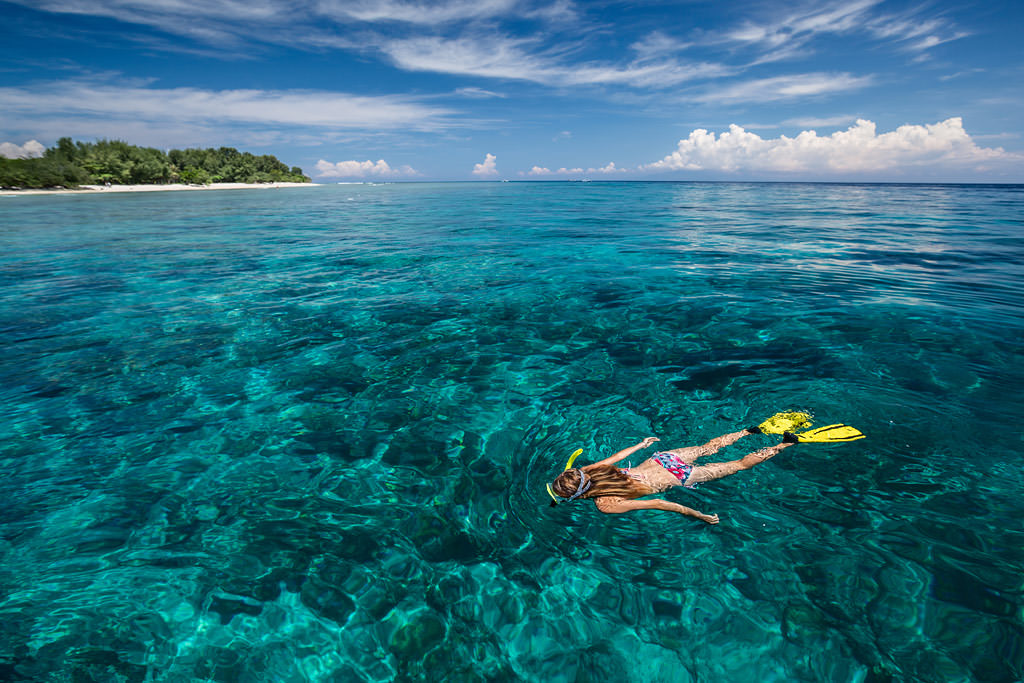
[715,0,881,62]
[380,35,730,88]
[782,115,857,128]
[630,32,691,58]
[864,10,969,52]
[643,118,1013,174]
[455,87,506,98]
[315,158,418,178]
[725,0,880,48]
[10,0,535,27]
[13,0,920,99]
[712,0,966,62]
[7,0,285,46]
[695,73,872,104]
[12,1,734,92]
[3,0,974,114]
[0,78,458,136]
[315,0,534,26]
[8,0,576,45]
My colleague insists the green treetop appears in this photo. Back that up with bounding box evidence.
[0,138,311,189]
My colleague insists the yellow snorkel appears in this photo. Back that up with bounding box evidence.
[546,448,584,506]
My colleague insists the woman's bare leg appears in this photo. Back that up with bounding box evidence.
[666,430,751,464]
[685,441,795,485]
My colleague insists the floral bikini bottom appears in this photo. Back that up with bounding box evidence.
[652,452,697,488]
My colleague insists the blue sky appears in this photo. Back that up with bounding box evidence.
[1,0,1022,181]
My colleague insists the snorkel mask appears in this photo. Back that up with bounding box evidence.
[546,448,591,507]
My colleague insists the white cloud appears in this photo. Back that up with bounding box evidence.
[316,0,526,25]
[696,73,872,104]
[472,153,498,176]
[591,162,626,174]
[5,0,284,45]
[782,115,856,128]
[0,139,45,159]
[630,32,691,57]
[0,78,458,140]
[527,162,628,176]
[315,159,418,178]
[7,0,550,34]
[715,0,966,60]
[90,12,721,92]
[718,0,879,53]
[455,87,506,98]
[864,13,969,52]
[380,35,730,88]
[7,0,580,56]
[2,2,727,93]
[643,118,1013,174]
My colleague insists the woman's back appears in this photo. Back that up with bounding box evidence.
[615,458,679,495]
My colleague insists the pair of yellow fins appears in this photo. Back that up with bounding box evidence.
[758,411,865,443]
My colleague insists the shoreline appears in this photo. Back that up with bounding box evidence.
[0,182,321,197]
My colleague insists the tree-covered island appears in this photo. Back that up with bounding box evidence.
[0,138,310,189]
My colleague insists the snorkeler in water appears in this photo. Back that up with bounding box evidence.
[546,412,863,524]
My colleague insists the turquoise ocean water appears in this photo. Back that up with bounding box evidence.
[1,182,1022,681]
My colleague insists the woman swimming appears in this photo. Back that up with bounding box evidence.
[547,415,864,523]
[544,411,864,524]
[548,429,797,524]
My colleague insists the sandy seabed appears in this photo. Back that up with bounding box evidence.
[0,182,321,197]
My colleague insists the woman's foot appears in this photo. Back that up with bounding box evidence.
[782,431,799,444]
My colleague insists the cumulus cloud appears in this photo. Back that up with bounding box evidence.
[591,162,626,174]
[0,139,45,159]
[527,162,628,176]
[643,118,1011,174]
[315,159,418,178]
[472,153,498,177]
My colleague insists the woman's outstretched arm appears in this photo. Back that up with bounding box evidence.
[595,497,719,524]
[585,437,660,468]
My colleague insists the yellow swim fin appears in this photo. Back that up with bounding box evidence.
[794,424,865,443]
[758,411,813,434]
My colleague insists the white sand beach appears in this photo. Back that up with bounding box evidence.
[0,182,321,197]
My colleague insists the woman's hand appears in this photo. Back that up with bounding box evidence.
[699,513,720,524]
[638,436,660,448]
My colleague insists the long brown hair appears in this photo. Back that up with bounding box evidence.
[551,465,649,501]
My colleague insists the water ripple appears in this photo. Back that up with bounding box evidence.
[1,183,1022,681]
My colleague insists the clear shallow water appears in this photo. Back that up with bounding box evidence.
[1,182,1022,682]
